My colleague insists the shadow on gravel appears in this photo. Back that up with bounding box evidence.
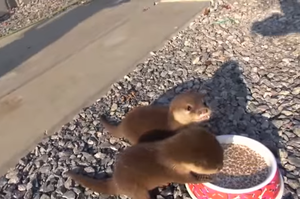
[251,0,300,36]
[152,60,285,196]
[140,60,287,198]
[154,60,281,157]
[0,0,129,84]
[151,60,285,198]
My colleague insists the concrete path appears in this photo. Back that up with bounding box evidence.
[0,0,209,175]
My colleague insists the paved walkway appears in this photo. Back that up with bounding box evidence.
[0,0,209,175]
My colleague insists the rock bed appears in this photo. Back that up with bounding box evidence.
[0,0,300,198]
[212,144,269,189]
[0,0,88,38]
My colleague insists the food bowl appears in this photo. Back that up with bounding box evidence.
[185,135,284,199]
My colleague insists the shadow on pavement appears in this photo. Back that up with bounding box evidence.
[0,0,129,83]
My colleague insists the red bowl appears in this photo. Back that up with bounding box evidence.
[185,135,284,199]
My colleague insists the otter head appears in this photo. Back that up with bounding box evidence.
[167,124,224,175]
[169,90,211,125]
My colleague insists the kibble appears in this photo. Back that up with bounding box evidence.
[212,144,269,189]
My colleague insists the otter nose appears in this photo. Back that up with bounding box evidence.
[198,108,209,115]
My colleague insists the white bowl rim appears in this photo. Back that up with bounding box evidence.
[202,135,278,194]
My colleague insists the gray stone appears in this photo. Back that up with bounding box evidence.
[287,138,300,148]
[279,148,288,159]
[68,124,76,131]
[147,92,156,98]
[251,74,260,83]
[284,164,296,171]
[109,137,119,144]
[156,195,164,199]
[40,194,51,199]
[111,103,118,111]
[56,177,64,188]
[56,186,67,195]
[18,184,27,191]
[279,91,289,95]
[160,71,168,77]
[64,178,73,189]
[292,87,300,95]
[39,165,52,174]
[294,127,300,137]
[72,188,82,195]
[262,112,271,118]
[282,110,293,116]
[288,156,300,168]
[267,73,275,78]
[0,176,8,188]
[160,187,173,196]
[94,152,106,159]
[284,133,296,141]
[24,189,33,199]
[84,166,95,173]
[297,188,300,197]
[287,178,300,190]
[50,192,58,199]
[82,152,96,163]
[272,120,284,129]
[40,183,55,193]
[87,138,96,145]
[5,170,18,179]
[8,175,20,184]
[26,182,33,190]
[63,191,76,199]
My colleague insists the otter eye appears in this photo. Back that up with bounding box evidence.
[187,105,192,111]
[203,101,208,107]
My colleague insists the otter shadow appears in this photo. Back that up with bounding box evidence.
[154,61,281,157]
[151,61,286,197]
[251,0,300,36]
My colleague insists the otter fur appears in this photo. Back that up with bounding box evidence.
[101,90,211,144]
[66,124,223,199]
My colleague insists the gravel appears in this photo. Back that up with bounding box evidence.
[0,0,300,198]
[0,0,77,38]
[0,0,109,38]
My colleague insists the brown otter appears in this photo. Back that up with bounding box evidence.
[65,124,224,199]
[100,90,211,145]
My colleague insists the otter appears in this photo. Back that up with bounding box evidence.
[101,90,211,144]
[66,124,224,199]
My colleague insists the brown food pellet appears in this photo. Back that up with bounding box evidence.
[212,144,269,189]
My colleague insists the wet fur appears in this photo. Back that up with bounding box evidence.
[66,124,224,199]
[100,91,211,144]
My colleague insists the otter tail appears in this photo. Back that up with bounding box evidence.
[66,172,117,195]
[100,115,122,138]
